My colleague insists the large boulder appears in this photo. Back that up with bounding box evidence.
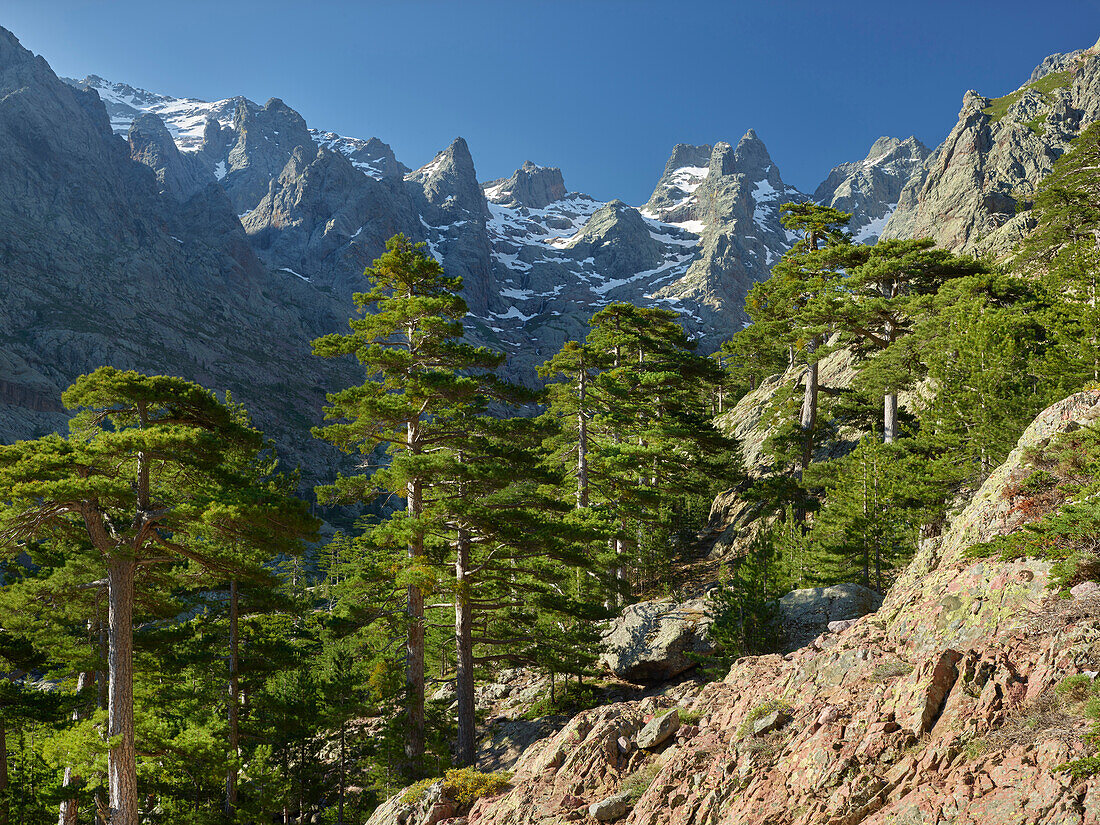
[775,583,882,652]
[599,594,717,683]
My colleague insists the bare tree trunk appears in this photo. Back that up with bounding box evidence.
[861,449,870,588]
[406,422,426,763]
[107,557,138,825]
[225,580,240,817]
[884,393,898,444]
[58,670,92,825]
[454,527,475,767]
[97,621,108,712]
[800,355,818,473]
[95,619,107,819]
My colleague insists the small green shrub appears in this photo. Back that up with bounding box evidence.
[402,778,438,806]
[962,424,1100,590]
[621,760,661,801]
[443,768,513,806]
[1057,756,1100,781]
[1027,117,1047,137]
[522,683,603,720]
[401,769,513,807]
[736,698,794,737]
[964,737,989,761]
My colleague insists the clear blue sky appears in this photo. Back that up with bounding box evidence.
[6,1,1100,202]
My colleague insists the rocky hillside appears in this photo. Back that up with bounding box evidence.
[375,390,1100,825]
[883,37,1100,255]
[814,136,930,245]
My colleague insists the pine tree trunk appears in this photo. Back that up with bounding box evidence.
[58,670,91,825]
[406,421,426,763]
[454,527,475,767]
[861,450,870,588]
[226,580,240,817]
[883,393,898,444]
[800,353,819,474]
[577,367,589,509]
[0,718,8,825]
[96,619,107,820]
[97,621,108,712]
[107,557,138,825]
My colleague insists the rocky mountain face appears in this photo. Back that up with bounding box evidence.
[372,391,1100,825]
[814,136,930,245]
[639,133,804,341]
[882,37,1100,254]
[56,68,921,383]
[3,18,1036,476]
[0,27,354,481]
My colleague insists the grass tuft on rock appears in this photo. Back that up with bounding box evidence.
[401,769,513,807]
[621,760,661,801]
[736,698,794,738]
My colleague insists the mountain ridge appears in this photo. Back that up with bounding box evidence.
[1,25,1073,481]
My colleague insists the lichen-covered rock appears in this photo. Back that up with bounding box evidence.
[588,791,633,822]
[750,708,790,736]
[635,709,680,750]
[599,596,717,682]
[776,583,883,652]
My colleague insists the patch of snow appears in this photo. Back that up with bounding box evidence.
[492,306,537,322]
[277,267,311,282]
[850,204,898,244]
[408,153,447,181]
[669,219,706,234]
[668,165,709,193]
[213,160,227,181]
[753,179,779,202]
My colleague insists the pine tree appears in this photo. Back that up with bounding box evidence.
[429,413,603,765]
[1024,121,1100,386]
[312,233,507,766]
[824,238,986,442]
[0,368,315,825]
[746,204,852,476]
[716,323,788,408]
[541,303,740,598]
[803,436,919,591]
